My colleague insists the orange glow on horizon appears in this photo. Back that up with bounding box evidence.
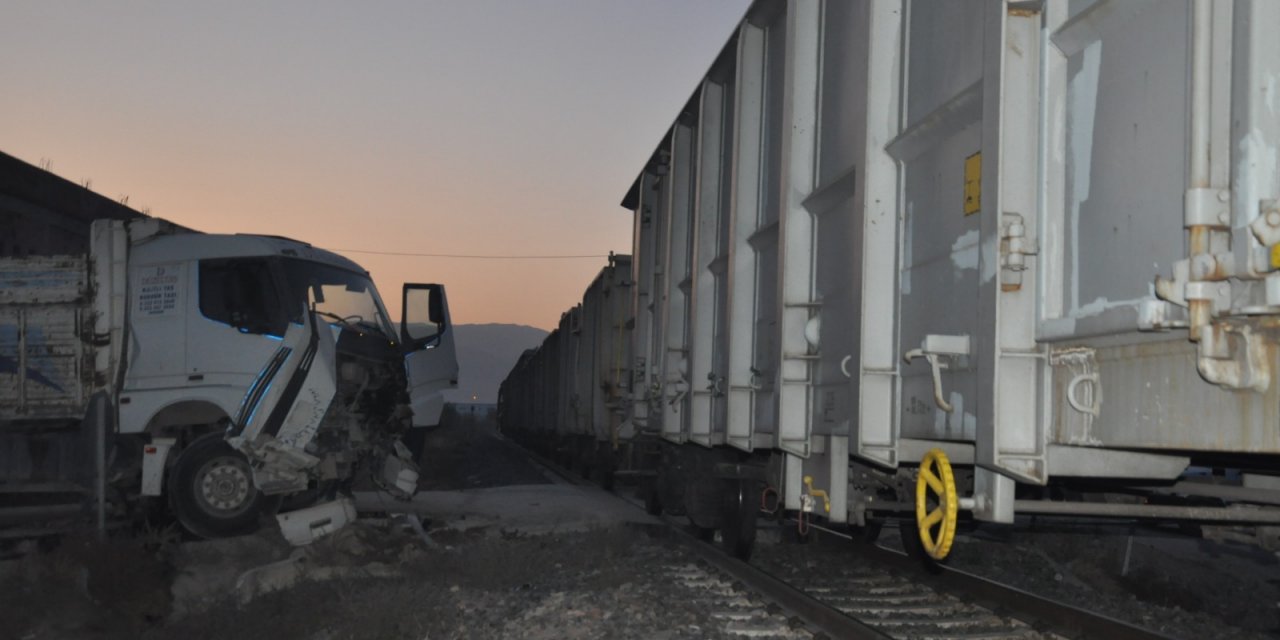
[0,1,750,329]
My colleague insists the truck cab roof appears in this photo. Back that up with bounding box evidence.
[133,231,367,275]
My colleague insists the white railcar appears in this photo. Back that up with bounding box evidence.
[500,257,636,484]
[504,0,1280,560]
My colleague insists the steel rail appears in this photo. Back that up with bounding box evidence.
[871,547,1172,639]
[795,519,1176,640]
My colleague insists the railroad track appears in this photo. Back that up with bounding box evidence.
[750,521,1164,640]
[512,442,1176,640]
[754,547,1048,639]
[654,558,813,639]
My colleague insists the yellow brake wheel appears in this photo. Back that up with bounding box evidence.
[915,448,958,560]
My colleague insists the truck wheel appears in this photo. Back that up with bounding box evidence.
[168,434,277,538]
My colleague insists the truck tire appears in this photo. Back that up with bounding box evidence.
[168,434,278,538]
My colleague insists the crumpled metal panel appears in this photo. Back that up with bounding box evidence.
[226,316,337,494]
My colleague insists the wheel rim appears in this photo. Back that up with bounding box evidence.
[195,455,255,516]
[915,448,958,560]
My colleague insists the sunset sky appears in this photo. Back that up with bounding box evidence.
[0,1,749,330]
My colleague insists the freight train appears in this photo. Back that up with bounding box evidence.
[500,0,1280,561]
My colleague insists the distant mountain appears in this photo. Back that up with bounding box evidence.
[442,323,547,404]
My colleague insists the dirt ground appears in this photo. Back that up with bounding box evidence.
[2,517,765,640]
[153,524,754,640]
[1,532,174,639]
[0,418,737,640]
[414,411,551,491]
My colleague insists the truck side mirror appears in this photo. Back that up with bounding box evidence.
[401,283,447,349]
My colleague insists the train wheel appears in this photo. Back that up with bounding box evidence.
[915,448,959,561]
[595,445,616,491]
[899,519,945,573]
[849,519,883,544]
[642,478,663,515]
[577,438,595,479]
[598,462,616,492]
[719,479,758,560]
[686,475,724,532]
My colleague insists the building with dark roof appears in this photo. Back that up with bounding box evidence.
[0,150,146,257]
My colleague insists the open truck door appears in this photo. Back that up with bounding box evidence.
[401,283,458,427]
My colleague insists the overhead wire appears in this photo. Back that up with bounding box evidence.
[328,248,609,260]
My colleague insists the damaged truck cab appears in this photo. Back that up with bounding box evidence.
[1,218,458,538]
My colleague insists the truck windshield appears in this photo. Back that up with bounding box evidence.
[281,259,396,339]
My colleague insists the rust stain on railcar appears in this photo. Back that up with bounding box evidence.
[963,152,982,216]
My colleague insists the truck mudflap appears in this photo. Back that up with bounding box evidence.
[226,311,337,496]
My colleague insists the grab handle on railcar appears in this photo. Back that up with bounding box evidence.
[903,335,971,414]
[1066,372,1102,417]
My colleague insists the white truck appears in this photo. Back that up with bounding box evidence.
[0,218,458,539]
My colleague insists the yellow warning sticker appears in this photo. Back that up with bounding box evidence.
[964,152,982,216]
[1270,243,1280,270]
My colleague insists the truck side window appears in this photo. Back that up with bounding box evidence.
[404,286,442,343]
[199,259,286,336]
